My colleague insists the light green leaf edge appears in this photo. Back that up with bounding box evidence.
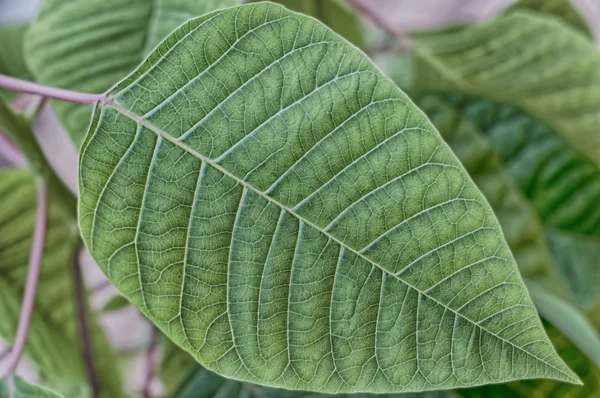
[79,2,578,393]
[0,376,65,398]
[24,0,238,145]
[413,10,600,168]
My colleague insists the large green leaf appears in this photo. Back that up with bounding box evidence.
[24,0,238,145]
[78,2,577,392]
[251,0,364,48]
[413,11,600,168]
[0,377,65,398]
[0,169,124,398]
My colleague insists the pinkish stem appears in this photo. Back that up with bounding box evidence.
[0,182,48,379]
[0,74,104,104]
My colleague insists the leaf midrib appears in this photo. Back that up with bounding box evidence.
[97,96,575,383]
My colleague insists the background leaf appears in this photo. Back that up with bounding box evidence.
[24,0,238,145]
[413,10,600,167]
[527,281,600,367]
[0,169,125,397]
[0,376,65,398]
[0,25,34,101]
[79,3,577,393]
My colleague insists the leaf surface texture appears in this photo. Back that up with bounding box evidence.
[79,3,577,393]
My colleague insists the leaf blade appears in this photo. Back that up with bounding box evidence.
[79,3,578,392]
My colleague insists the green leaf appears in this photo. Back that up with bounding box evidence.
[101,294,130,312]
[546,230,600,308]
[510,0,592,37]
[0,169,125,397]
[527,281,600,367]
[79,3,577,392]
[159,339,196,397]
[0,25,34,100]
[0,377,65,398]
[252,0,364,48]
[413,11,600,167]
[24,0,238,145]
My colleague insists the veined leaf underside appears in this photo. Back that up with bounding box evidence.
[78,3,577,393]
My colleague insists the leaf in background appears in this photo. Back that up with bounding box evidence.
[0,25,33,100]
[546,230,600,309]
[527,281,600,367]
[101,295,130,313]
[24,0,238,145]
[413,11,600,167]
[159,339,196,397]
[510,0,592,37]
[0,169,125,398]
[252,0,364,48]
[451,96,600,310]
[0,169,83,381]
[0,376,65,398]
[79,3,577,392]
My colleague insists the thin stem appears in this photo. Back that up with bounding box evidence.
[0,182,48,379]
[73,252,100,398]
[0,74,104,104]
[142,327,159,398]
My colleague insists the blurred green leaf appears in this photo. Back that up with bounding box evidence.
[527,281,600,367]
[253,0,364,48]
[413,11,600,167]
[0,25,33,100]
[0,169,125,397]
[24,0,239,145]
[511,0,591,37]
[101,295,130,312]
[0,376,65,398]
